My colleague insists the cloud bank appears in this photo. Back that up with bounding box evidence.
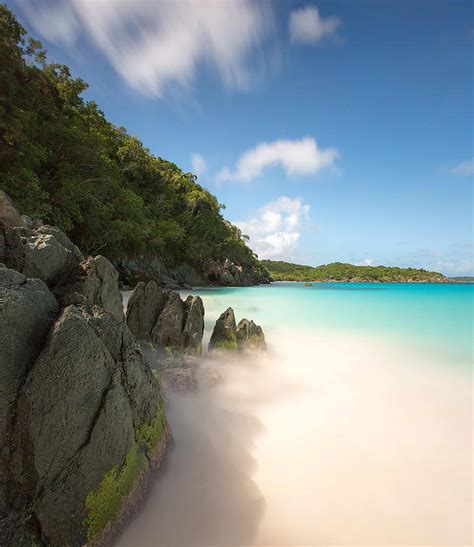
[17,0,273,97]
[216,137,339,182]
[289,6,341,44]
[235,196,310,259]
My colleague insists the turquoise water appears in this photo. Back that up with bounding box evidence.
[187,282,473,366]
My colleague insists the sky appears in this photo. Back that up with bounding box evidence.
[9,0,473,275]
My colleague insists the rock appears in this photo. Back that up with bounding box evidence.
[0,191,25,228]
[2,222,83,289]
[57,255,123,321]
[236,318,266,351]
[0,266,58,515]
[151,291,185,349]
[126,281,167,340]
[182,295,205,354]
[208,307,238,351]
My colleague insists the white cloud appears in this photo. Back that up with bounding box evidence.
[17,0,273,97]
[235,196,310,259]
[451,158,474,176]
[216,137,339,182]
[289,6,341,44]
[191,153,207,177]
[356,259,375,266]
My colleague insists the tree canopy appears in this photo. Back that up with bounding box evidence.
[0,5,264,278]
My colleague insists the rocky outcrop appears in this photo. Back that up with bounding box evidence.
[209,307,266,353]
[206,258,270,287]
[236,319,266,351]
[116,255,270,289]
[0,195,170,546]
[208,307,238,351]
[126,281,204,355]
[0,191,25,228]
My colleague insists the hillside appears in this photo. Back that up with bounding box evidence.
[261,260,450,283]
[0,6,269,287]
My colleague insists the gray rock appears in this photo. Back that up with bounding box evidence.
[58,255,123,321]
[36,225,83,262]
[183,295,204,354]
[126,281,167,340]
[208,307,238,351]
[151,291,185,349]
[0,191,25,228]
[0,265,58,514]
[236,318,266,351]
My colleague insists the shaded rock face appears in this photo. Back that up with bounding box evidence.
[1,221,84,289]
[206,258,271,287]
[0,194,169,546]
[208,307,238,351]
[236,319,266,351]
[209,308,266,353]
[126,281,204,355]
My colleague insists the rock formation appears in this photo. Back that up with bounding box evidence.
[208,307,238,351]
[236,319,267,351]
[209,307,266,352]
[126,280,204,355]
[0,196,170,546]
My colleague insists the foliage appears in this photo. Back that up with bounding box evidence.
[262,260,448,282]
[0,5,264,278]
[84,403,167,540]
[84,439,146,540]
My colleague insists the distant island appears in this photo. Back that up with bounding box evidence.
[261,260,452,283]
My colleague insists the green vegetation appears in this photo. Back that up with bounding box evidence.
[0,6,265,279]
[214,334,238,351]
[84,404,167,540]
[84,439,145,540]
[262,260,448,283]
[449,277,474,282]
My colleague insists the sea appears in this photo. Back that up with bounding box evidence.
[118,282,473,546]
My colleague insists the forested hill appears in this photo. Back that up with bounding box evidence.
[0,6,269,286]
[262,260,450,283]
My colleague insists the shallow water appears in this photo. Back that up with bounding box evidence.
[118,283,473,546]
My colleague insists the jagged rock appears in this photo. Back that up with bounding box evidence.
[20,215,43,230]
[208,307,238,351]
[236,318,266,351]
[57,255,123,321]
[0,191,25,228]
[151,291,185,349]
[183,295,205,354]
[126,281,167,340]
[36,225,83,262]
[128,283,205,356]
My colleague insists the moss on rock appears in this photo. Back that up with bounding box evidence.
[83,403,168,541]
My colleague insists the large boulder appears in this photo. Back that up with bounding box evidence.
[126,280,167,340]
[236,318,266,351]
[208,307,238,351]
[2,224,83,289]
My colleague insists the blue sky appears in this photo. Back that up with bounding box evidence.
[10,0,473,275]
